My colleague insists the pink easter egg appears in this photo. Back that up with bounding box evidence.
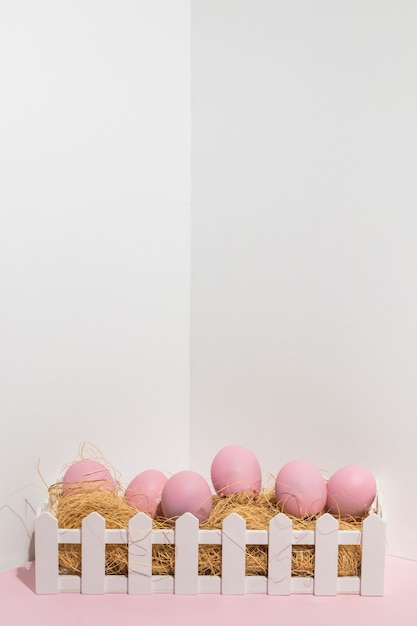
[211,445,262,496]
[275,460,327,518]
[125,470,167,518]
[62,459,116,493]
[161,470,213,523]
[326,465,377,517]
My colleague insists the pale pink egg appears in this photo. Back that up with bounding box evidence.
[211,445,262,496]
[124,470,167,518]
[62,459,116,493]
[275,460,327,518]
[326,465,377,517]
[161,470,213,523]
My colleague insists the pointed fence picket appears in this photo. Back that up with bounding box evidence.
[128,512,153,594]
[268,512,292,595]
[175,512,199,594]
[314,514,339,595]
[35,507,386,596]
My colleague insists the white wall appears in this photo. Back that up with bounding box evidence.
[2,0,417,572]
[0,1,191,571]
[191,0,417,559]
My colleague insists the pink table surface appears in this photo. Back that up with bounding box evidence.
[1,556,416,626]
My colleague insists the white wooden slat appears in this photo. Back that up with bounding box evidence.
[152,529,175,544]
[128,512,153,594]
[58,575,81,593]
[245,530,268,545]
[314,514,339,596]
[198,529,222,545]
[337,576,360,594]
[198,576,221,593]
[360,514,386,596]
[105,529,128,544]
[35,512,59,594]
[105,575,128,593]
[338,530,361,545]
[291,577,314,593]
[81,512,106,594]
[58,529,81,544]
[268,513,292,595]
[152,575,174,593]
[174,513,199,594]
[293,530,315,544]
[222,513,246,594]
[245,576,267,593]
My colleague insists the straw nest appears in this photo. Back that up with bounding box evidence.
[49,485,363,578]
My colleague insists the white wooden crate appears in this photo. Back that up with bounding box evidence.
[35,506,385,596]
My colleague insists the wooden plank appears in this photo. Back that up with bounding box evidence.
[105,529,128,544]
[245,576,267,593]
[152,529,175,544]
[58,575,81,593]
[337,576,360,594]
[105,576,128,593]
[35,512,59,594]
[81,512,106,594]
[128,512,153,594]
[174,513,199,594]
[198,576,221,593]
[293,530,315,544]
[268,513,292,595]
[222,513,246,594]
[152,575,174,593]
[361,513,386,596]
[198,529,222,545]
[314,513,338,595]
[291,577,314,593]
[245,530,268,545]
[58,529,81,544]
[337,530,361,545]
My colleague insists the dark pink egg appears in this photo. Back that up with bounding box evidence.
[326,465,377,517]
[211,445,262,496]
[161,470,212,523]
[62,459,116,493]
[125,470,167,518]
[275,460,327,518]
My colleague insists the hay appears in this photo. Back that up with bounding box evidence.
[49,485,137,576]
[50,486,363,578]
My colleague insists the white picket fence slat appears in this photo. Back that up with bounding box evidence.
[128,512,152,594]
[35,512,59,594]
[268,512,292,595]
[221,513,246,594]
[360,514,386,596]
[81,512,106,594]
[314,513,339,595]
[175,512,199,594]
[35,508,386,596]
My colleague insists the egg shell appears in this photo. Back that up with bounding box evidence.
[211,445,262,496]
[275,460,327,518]
[161,470,213,523]
[125,470,167,518]
[326,464,377,517]
[62,459,116,493]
